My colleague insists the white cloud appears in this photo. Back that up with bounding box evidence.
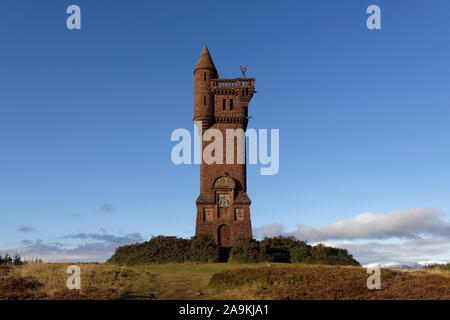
[3,232,144,262]
[324,238,450,265]
[254,223,285,238]
[255,208,449,241]
[253,208,450,264]
[292,208,449,241]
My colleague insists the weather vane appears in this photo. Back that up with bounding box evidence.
[240,65,247,78]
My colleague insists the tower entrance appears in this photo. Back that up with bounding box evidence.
[218,224,231,247]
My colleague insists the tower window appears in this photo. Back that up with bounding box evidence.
[229,99,233,110]
[222,99,226,111]
[204,96,206,105]
[204,72,206,81]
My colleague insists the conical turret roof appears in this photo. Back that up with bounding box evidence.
[194,45,217,73]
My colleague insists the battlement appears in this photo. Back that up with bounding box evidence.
[210,78,255,89]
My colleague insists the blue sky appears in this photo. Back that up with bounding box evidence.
[0,0,449,263]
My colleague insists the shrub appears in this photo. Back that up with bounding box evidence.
[108,236,190,265]
[188,234,219,263]
[306,244,360,266]
[107,235,360,266]
[230,238,261,263]
[260,236,298,250]
[290,241,311,263]
[108,235,220,265]
[257,237,359,266]
[259,236,298,262]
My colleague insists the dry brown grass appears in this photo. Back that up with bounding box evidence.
[0,263,154,300]
[209,265,450,300]
[1,262,449,300]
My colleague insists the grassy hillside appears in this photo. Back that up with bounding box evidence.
[1,262,449,300]
[210,265,450,299]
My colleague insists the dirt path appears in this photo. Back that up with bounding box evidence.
[121,269,213,300]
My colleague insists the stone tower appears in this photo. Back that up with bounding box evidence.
[193,45,255,247]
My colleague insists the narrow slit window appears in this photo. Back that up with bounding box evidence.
[229,99,233,110]
[204,72,206,81]
[204,96,206,105]
[223,99,226,111]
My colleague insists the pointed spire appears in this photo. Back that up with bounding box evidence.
[194,44,217,73]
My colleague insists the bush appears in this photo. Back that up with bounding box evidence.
[230,238,261,263]
[108,235,220,265]
[290,241,311,263]
[108,236,190,265]
[260,236,298,262]
[305,244,360,266]
[107,235,360,266]
[188,234,219,263]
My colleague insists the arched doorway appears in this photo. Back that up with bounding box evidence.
[218,224,231,247]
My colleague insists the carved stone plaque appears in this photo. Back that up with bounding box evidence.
[214,176,235,189]
[204,208,213,221]
[235,208,244,221]
[218,194,230,208]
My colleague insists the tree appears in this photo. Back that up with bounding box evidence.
[3,253,13,265]
[13,253,23,265]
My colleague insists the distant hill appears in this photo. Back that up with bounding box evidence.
[363,259,450,270]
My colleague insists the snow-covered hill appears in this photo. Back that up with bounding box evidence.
[363,259,449,270]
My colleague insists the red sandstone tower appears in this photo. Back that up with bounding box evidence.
[193,45,256,247]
